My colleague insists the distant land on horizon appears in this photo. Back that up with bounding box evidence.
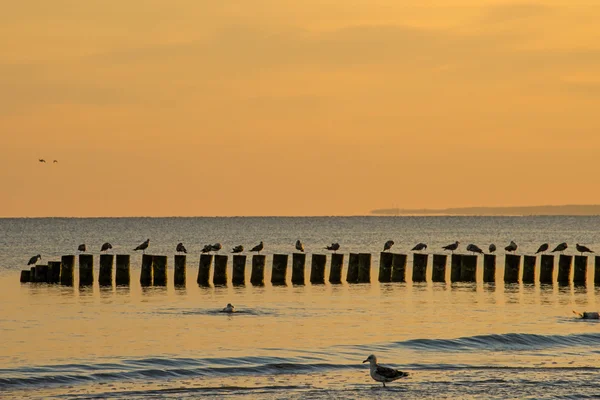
[371,205,600,216]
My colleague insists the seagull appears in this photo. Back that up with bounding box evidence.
[134,239,150,254]
[573,310,600,319]
[536,243,549,254]
[552,242,568,253]
[466,244,484,255]
[201,244,213,253]
[100,242,112,252]
[576,244,593,255]
[77,244,86,253]
[222,303,235,313]
[363,354,409,388]
[250,241,264,254]
[325,243,340,253]
[176,242,187,254]
[211,243,222,252]
[412,242,427,251]
[27,254,41,265]
[38,159,46,163]
[383,240,395,252]
[231,245,244,253]
[442,241,459,253]
[489,244,496,254]
[295,240,304,252]
[504,241,518,253]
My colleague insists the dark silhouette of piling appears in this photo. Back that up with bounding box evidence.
[540,255,554,284]
[271,254,288,285]
[140,254,153,286]
[174,255,186,286]
[35,265,49,283]
[431,254,447,282]
[79,254,94,286]
[358,253,371,283]
[378,252,393,282]
[347,253,359,283]
[310,254,326,284]
[232,255,246,285]
[412,253,428,282]
[291,253,306,285]
[213,255,228,286]
[48,261,61,284]
[329,253,344,284]
[115,255,130,286]
[60,255,74,286]
[30,266,36,282]
[595,256,600,285]
[450,254,462,282]
[20,270,31,283]
[250,255,266,285]
[197,254,213,286]
[483,254,496,283]
[504,254,520,283]
[99,254,114,286]
[557,255,572,284]
[573,256,587,285]
[391,254,407,282]
[522,255,536,284]
[152,255,168,286]
[460,255,477,282]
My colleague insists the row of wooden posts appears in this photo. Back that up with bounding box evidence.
[19,252,600,287]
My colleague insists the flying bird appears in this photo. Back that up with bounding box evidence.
[295,240,304,252]
[77,244,86,252]
[363,354,409,388]
[201,244,213,253]
[504,241,518,253]
[466,244,484,255]
[535,243,549,254]
[383,240,395,252]
[100,242,112,252]
[412,243,427,251]
[489,244,496,254]
[134,239,150,254]
[211,243,222,252]
[38,159,46,163]
[53,160,58,163]
[576,243,593,255]
[325,243,340,253]
[551,242,568,253]
[250,241,264,254]
[231,245,244,253]
[27,254,41,265]
[176,242,187,254]
[442,241,460,253]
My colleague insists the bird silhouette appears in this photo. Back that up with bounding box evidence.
[412,243,427,251]
[325,243,340,253]
[211,243,222,252]
[231,245,244,253]
[176,242,187,254]
[489,244,496,253]
[383,240,394,252]
[100,242,112,252]
[27,254,41,265]
[250,241,264,254]
[77,244,86,252]
[442,241,460,253]
[134,239,150,254]
[576,244,593,255]
[535,243,549,254]
[551,242,568,253]
[466,244,484,254]
[53,160,58,163]
[201,244,213,253]
[38,159,46,163]
[504,241,518,253]
[295,240,304,252]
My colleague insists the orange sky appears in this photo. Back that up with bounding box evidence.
[1,1,599,216]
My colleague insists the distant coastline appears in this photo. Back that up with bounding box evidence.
[371,205,600,216]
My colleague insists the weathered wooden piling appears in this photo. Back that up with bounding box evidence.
[115,255,130,286]
[99,254,114,286]
[412,253,428,282]
[483,254,496,283]
[140,254,153,286]
[30,266,36,282]
[573,256,587,285]
[48,261,61,284]
[174,255,186,286]
[595,256,600,285]
[431,254,447,282]
[378,252,393,282]
[232,255,247,285]
[310,254,327,284]
[78,254,94,286]
[35,265,49,283]
[271,254,288,285]
[197,254,213,286]
[391,253,407,282]
[60,255,74,286]
[347,253,359,283]
[329,253,344,284]
[504,254,520,283]
[152,255,168,286]
[20,270,31,283]
[213,255,228,286]
[291,253,306,285]
[250,254,266,285]
[450,254,462,282]
[358,253,371,283]
[522,255,536,284]
[540,255,554,284]
[460,255,477,282]
[557,255,572,284]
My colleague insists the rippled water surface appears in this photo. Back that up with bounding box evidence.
[1,217,599,399]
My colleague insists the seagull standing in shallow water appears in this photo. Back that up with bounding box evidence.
[222,303,235,313]
[363,354,409,387]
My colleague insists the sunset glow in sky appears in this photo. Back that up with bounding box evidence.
[1,1,599,216]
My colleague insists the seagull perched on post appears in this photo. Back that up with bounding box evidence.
[77,244,86,253]
[176,242,187,254]
[211,243,222,252]
[363,354,409,387]
[383,240,394,252]
[250,241,264,254]
[134,239,150,254]
[489,244,496,254]
[27,254,41,265]
[536,243,549,254]
[576,244,594,255]
[504,241,518,253]
[295,240,304,252]
[100,242,112,252]
[552,242,568,253]
[201,244,213,253]
[442,241,459,253]
[466,244,484,255]
[231,245,244,253]
[412,242,427,251]
[325,243,340,253]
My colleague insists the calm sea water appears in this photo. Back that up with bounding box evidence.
[1,217,599,399]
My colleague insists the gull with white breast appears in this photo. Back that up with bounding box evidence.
[363,354,409,387]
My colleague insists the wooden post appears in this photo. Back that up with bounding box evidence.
[232,255,246,285]
[347,253,359,283]
[557,255,572,285]
[213,255,228,286]
[250,254,265,285]
[20,270,31,283]
[460,255,477,282]
[60,255,75,286]
[412,253,428,282]
[573,256,587,285]
[358,253,371,283]
[30,266,36,282]
[432,254,447,282]
[483,254,496,283]
[271,254,288,285]
[540,255,554,284]
[450,254,462,282]
[522,255,536,284]
[329,253,344,284]
[291,253,306,285]
[115,255,130,286]
[34,265,49,283]
[152,255,167,286]
[378,252,393,282]
[174,255,186,286]
[595,256,600,285]
[48,261,61,284]
[391,254,407,282]
[140,254,153,286]
[79,254,94,286]
[197,254,213,286]
[504,254,520,283]
[310,254,326,284]
[99,254,114,287]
